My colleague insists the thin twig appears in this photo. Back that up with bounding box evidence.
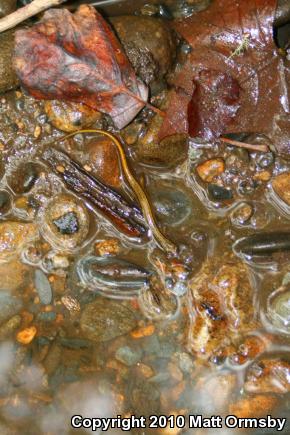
[220,136,269,153]
[0,0,67,34]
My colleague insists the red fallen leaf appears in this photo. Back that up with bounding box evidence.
[188,69,240,140]
[160,0,290,154]
[13,5,148,129]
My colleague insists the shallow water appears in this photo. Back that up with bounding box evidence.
[0,1,290,435]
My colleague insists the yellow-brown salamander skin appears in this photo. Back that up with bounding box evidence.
[53,129,177,255]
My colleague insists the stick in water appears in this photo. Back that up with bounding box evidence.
[220,136,269,153]
[0,0,67,34]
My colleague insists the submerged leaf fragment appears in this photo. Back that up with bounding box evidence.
[13,5,148,129]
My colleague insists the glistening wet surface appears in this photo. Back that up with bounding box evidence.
[0,1,289,434]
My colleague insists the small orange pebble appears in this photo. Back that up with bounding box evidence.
[131,324,155,338]
[196,158,225,182]
[14,196,28,208]
[16,326,37,345]
[44,305,54,312]
[229,394,278,418]
[56,165,65,173]
[48,275,55,283]
[95,238,121,256]
[253,170,272,182]
[83,164,92,172]
[34,296,40,304]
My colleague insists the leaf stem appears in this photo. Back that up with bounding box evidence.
[220,136,269,153]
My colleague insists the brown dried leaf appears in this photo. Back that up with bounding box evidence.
[13,5,148,129]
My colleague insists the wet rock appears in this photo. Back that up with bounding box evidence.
[272,172,290,206]
[229,394,279,418]
[267,286,290,334]
[245,358,290,394]
[34,269,53,305]
[40,194,90,252]
[44,100,102,132]
[237,179,258,196]
[0,190,12,215]
[111,16,177,87]
[0,260,30,290]
[80,298,137,342]
[0,314,21,340]
[0,30,19,93]
[0,0,16,18]
[60,337,92,349]
[187,253,257,359]
[115,345,142,366]
[129,378,160,415]
[255,151,275,168]
[173,352,194,374]
[95,238,121,257]
[85,137,121,188]
[137,114,188,167]
[150,183,192,226]
[230,202,253,226]
[0,291,22,324]
[0,221,38,262]
[8,162,42,194]
[53,212,79,235]
[77,255,150,298]
[196,158,225,182]
[208,184,233,201]
[139,278,179,321]
[233,231,290,257]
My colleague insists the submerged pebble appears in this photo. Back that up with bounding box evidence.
[0,314,21,340]
[272,172,290,206]
[40,194,91,252]
[234,232,290,257]
[0,190,12,216]
[77,256,150,299]
[44,100,102,132]
[0,291,22,324]
[139,281,179,321]
[8,162,42,194]
[115,345,143,366]
[230,202,253,225]
[208,184,233,201]
[80,298,137,342]
[137,122,188,168]
[151,185,192,226]
[0,221,38,262]
[85,137,121,188]
[267,286,290,334]
[34,269,53,305]
[196,158,225,182]
[245,358,290,394]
